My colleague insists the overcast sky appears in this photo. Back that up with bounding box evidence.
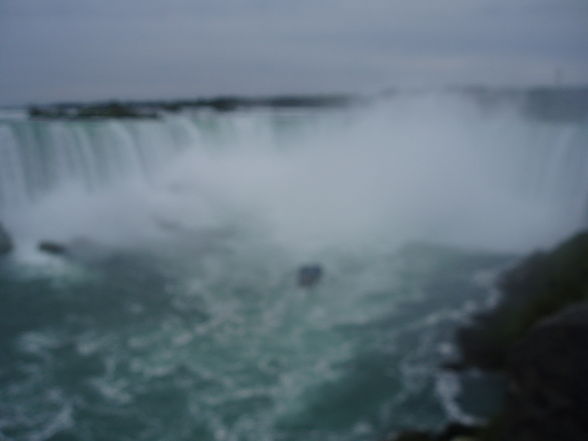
[1,0,587,105]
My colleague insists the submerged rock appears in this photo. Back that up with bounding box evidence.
[38,241,68,256]
[297,264,323,288]
[0,222,13,255]
[36,237,113,263]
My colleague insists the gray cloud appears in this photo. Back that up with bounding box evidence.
[1,0,586,105]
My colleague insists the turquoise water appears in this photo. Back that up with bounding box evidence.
[0,236,509,441]
[1,92,586,440]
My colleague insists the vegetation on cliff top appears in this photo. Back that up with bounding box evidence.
[27,95,354,120]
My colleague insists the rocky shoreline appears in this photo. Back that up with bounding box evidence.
[391,232,588,441]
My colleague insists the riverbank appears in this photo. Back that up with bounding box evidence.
[391,231,588,441]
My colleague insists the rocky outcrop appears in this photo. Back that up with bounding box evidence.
[455,232,588,371]
[441,232,588,441]
[393,232,588,441]
[0,222,13,255]
[502,304,588,441]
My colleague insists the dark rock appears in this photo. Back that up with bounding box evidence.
[388,424,483,441]
[297,264,323,288]
[419,232,588,441]
[455,319,508,371]
[454,232,588,371]
[38,241,68,256]
[437,423,480,440]
[502,304,588,441]
[388,431,433,441]
[440,360,468,371]
[0,222,13,255]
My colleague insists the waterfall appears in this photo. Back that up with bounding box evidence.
[0,116,202,210]
[0,94,587,441]
[0,96,587,252]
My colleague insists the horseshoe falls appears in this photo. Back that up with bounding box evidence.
[1,92,587,441]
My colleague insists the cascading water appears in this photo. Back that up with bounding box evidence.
[0,93,587,441]
[0,116,197,208]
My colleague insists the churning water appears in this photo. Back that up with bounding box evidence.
[0,92,587,441]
